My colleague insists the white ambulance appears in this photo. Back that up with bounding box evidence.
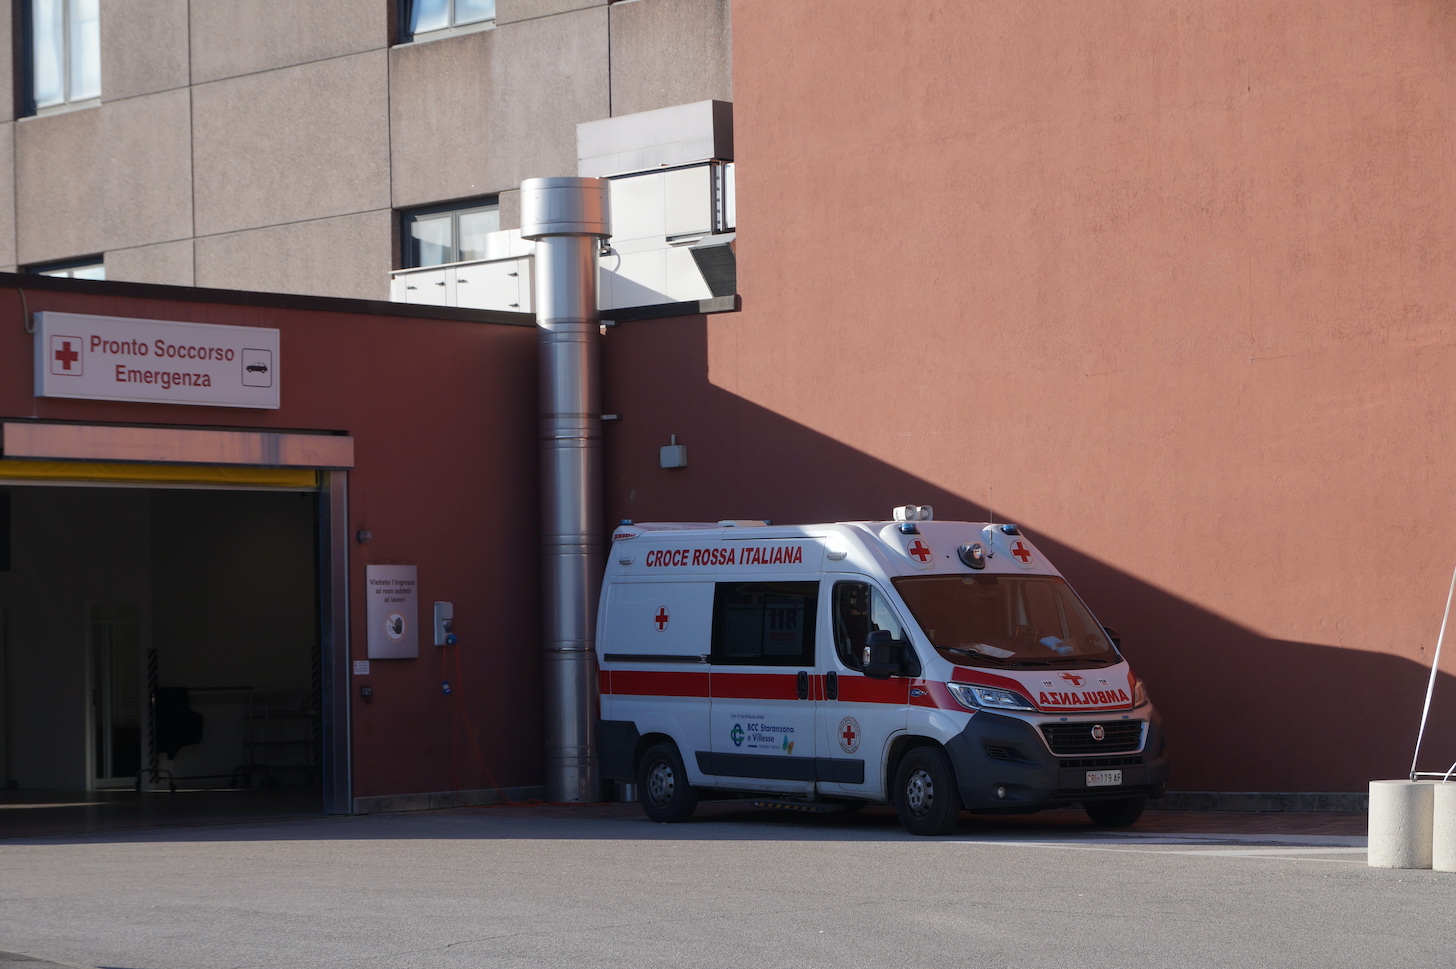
[594,508,1168,836]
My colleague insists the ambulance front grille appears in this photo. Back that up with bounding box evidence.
[1040,720,1144,755]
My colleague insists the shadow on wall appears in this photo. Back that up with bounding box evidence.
[602,317,1456,793]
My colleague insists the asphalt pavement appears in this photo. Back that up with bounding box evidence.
[0,801,1446,969]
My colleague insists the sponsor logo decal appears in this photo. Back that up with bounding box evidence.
[838,716,861,754]
[731,723,745,747]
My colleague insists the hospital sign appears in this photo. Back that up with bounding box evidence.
[34,311,281,409]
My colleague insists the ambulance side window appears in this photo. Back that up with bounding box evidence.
[711,582,818,666]
[833,581,907,671]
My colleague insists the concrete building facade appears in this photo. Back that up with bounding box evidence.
[0,0,731,298]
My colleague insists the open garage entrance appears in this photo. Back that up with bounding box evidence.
[0,475,342,836]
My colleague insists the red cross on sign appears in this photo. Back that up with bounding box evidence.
[653,606,669,631]
[908,540,932,563]
[1010,541,1032,563]
[842,722,856,745]
[51,336,82,375]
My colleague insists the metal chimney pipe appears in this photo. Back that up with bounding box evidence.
[519,176,611,803]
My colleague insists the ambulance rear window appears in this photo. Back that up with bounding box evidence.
[891,574,1117,668]
[711,582,818,666]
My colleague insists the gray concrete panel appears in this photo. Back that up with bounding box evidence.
[498,189,521,230]
[193,52,390,237]
[391,9,607,208]
[102,0,190,101]
[0,3,14,123]
[17,92,192,264]
[491,7,609,184]
[16,110,103,263]
[496,0,605,27]
[0,124,16,269]
[190,0,389,84]
[106,239,195,286]
[387,29,496,209]
[608,0,732,117]
[194,210,394,301]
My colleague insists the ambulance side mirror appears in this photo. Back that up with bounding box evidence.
[862,630,901,680]
[1102,625,1122,649]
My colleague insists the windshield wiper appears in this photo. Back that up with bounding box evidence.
[1008,656,1115,669]
[937,646,1012,666]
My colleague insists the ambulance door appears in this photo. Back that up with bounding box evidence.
[816,579,911,800]
[705,580,819,795]
[599,579,716,786]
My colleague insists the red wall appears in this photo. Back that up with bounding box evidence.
[598,1,1456,792]
[0,281,541,800]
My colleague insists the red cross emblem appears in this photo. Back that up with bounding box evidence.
[1060,672,1084,686]
[653,606,669,631]
[838,716,861,753]
[1010,540,1032,563]
[842,722,856,745]
[908,540,931,563]
[50,335,83,376]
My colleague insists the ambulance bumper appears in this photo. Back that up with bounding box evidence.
[944,708,1169,812]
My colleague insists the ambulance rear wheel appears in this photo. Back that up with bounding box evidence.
[1083,796,1145,828]
[892,746,962,836]
[638,742,699,823]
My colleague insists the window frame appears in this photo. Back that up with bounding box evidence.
[832,580,910,672]
[710,581,819,668]
[400,0,497,42]
[27,257,104,280]
[23,0,101,115]
[399,198,501,269]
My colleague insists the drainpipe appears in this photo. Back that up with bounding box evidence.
[519,177,612,803]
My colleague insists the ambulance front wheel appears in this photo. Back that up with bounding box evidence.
[638,742,699,823]
[1083,796,1145,828]
[892,746,962,836]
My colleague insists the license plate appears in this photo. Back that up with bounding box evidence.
[1086,770,1123,787]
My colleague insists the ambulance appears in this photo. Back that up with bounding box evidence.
[594,508,1168,836]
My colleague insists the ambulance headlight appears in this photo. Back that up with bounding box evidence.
[1132,678,1150,707]
[946,682,1037,712]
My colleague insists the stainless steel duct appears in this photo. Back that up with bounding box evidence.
[520,176,611,803]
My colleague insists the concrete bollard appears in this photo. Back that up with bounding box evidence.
[1369,779,1435,869]
[1432,783,1456,872]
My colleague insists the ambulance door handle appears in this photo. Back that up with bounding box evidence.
[797,670,809,700]
[826,670,838,701]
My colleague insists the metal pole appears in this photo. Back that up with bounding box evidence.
[520,177,611,803]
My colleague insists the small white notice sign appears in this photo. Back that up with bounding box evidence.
[34,311,280,409]
[353,661,371,676]
[366,565,419,659]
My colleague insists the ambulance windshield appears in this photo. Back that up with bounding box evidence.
[891,574,1118,668]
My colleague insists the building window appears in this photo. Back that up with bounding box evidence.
[30,258,104,280]
[402,201,500,268]
[28,0,100,111]
[406,0,495,37]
